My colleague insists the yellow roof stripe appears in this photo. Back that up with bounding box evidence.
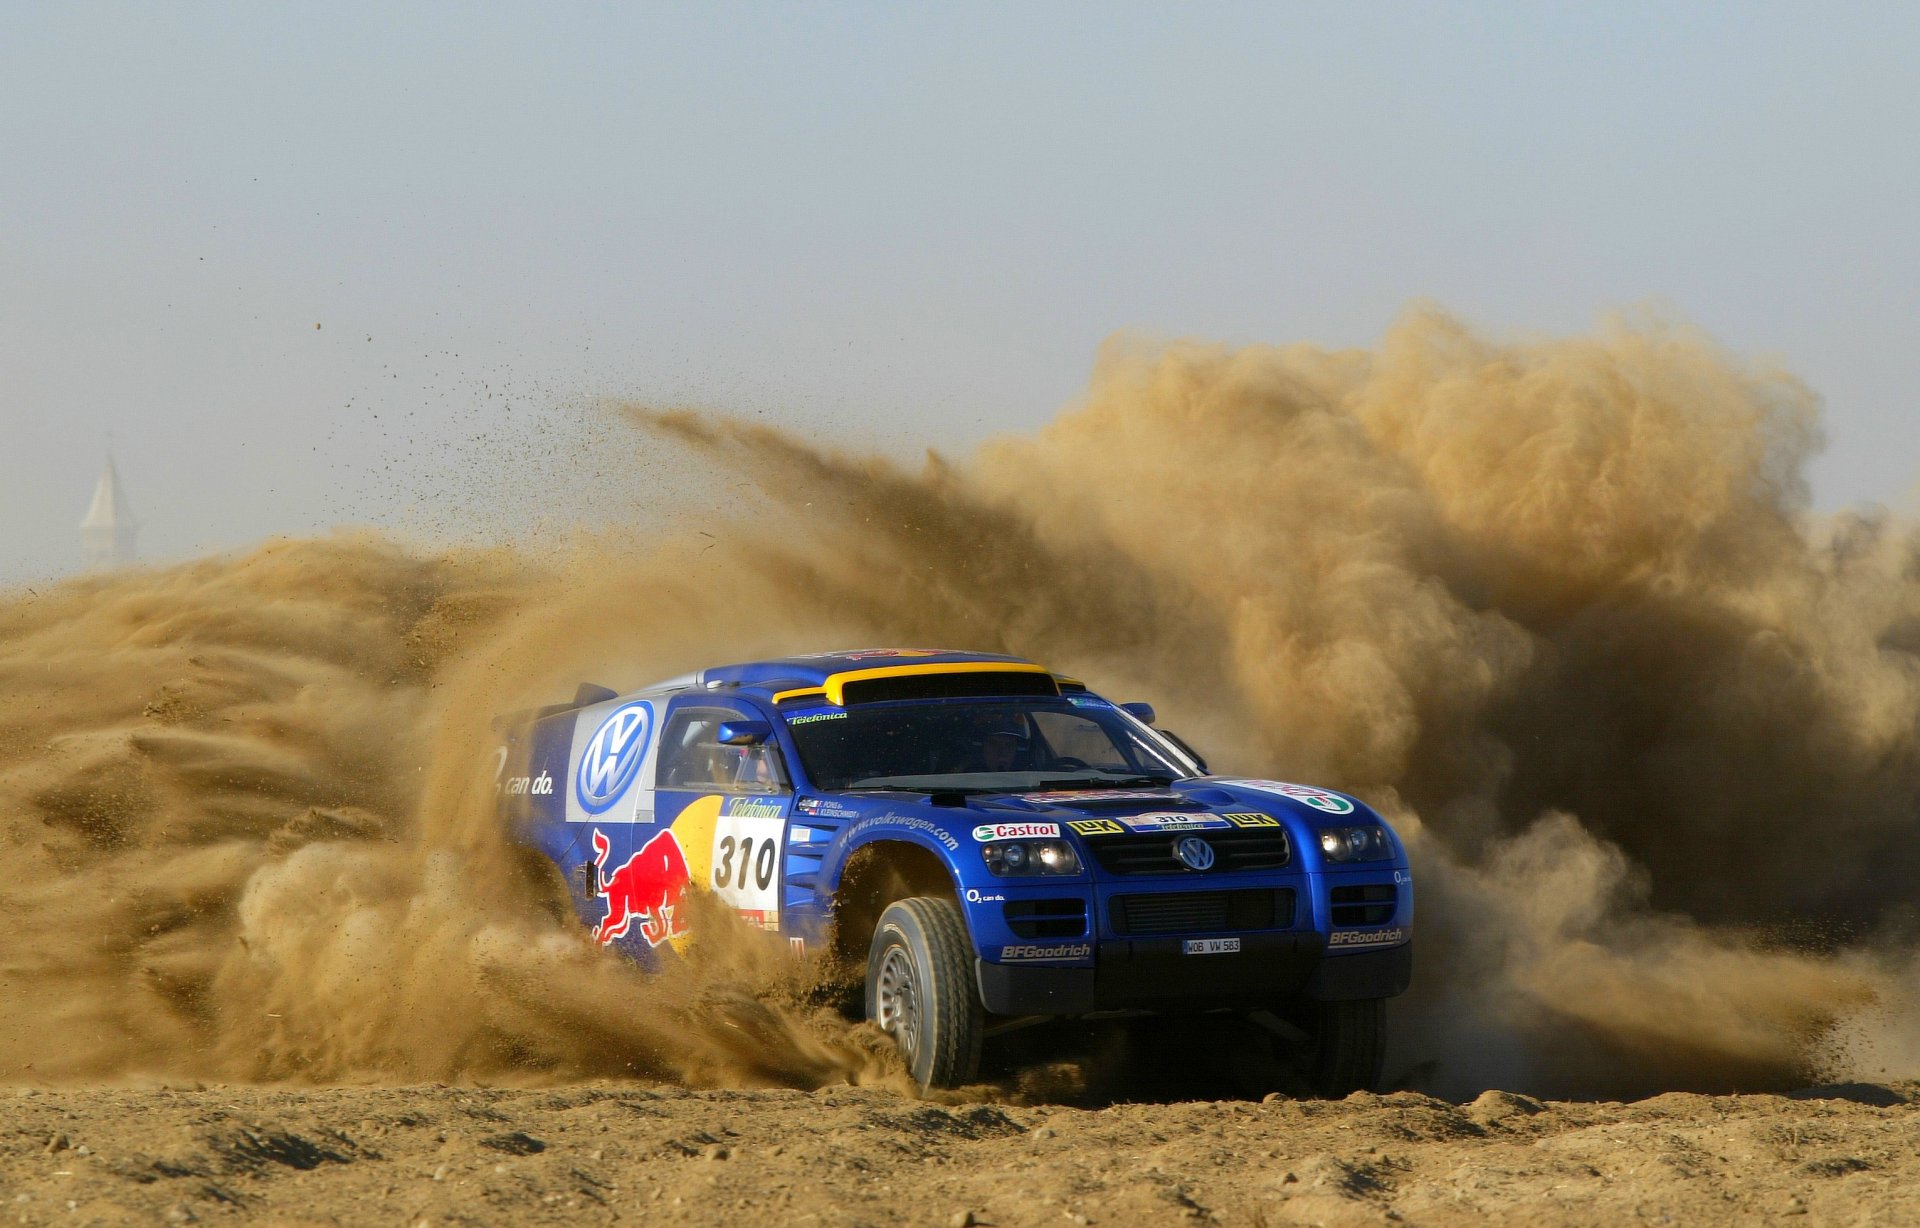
[772,661,1054,706]
[770,685,827,704]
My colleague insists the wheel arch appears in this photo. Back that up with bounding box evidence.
[829,836,966,966]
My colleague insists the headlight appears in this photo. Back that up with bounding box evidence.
[982,839,1082,876]
[1317,826,1393,863]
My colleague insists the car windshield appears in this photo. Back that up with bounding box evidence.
[782,696,1193,793]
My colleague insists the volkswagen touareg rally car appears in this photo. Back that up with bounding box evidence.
[492,650,1411,1092]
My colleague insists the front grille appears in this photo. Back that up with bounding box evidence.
[1330,883,1397,926]
[1004,898,1088,939]
[1081,828,1291,875]
[1111,888,1294,936]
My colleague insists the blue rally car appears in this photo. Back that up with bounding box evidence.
[492,650,1411,1093]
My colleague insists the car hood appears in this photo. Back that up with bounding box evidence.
[790,776,1402,878]
[959,776,1379,828]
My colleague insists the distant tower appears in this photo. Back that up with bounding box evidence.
[79,456,139,569]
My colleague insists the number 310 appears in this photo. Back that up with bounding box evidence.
[714,835,776,891]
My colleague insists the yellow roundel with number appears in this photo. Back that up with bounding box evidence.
[673,795,723,885]
[664,794,723,954]
[665,793,787,950]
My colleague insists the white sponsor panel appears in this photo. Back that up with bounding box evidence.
[723,796,785,820]
[1119,812,1232,832]
[576,701,653,813]
[1183,937,1241,955]
[566,698,662,824]
[708,814,786,925]
[972,821,1061,842]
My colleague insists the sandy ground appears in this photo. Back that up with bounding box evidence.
[2,1082,1915,1227]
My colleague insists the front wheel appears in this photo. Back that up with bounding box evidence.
[1305,997,1387,1096]
[865,896,983,1089]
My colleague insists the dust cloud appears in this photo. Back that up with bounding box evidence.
[0,536,888,1090]
[2,305,1917,1100]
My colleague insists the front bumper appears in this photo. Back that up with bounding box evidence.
[975,934,1412,1016]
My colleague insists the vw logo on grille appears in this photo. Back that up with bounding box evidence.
[1173,835,1215,871]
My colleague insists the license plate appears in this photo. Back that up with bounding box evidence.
[1183,937,1241,955]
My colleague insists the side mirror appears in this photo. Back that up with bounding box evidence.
[717,720,773,747]
[1120,702,1157,726]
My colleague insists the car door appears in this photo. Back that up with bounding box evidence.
[652,696,795,938]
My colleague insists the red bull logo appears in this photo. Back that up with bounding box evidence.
[590,827,691,947]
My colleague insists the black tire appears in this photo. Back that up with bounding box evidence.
[865,896,984,1089]
[1307,998,1387,1096]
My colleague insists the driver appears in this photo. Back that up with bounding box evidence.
[730,743,782,791]
[977,722,1030,773]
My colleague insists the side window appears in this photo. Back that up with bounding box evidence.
[656,708,790,793]
[730,741,789,794]
[1030,711,1133,771]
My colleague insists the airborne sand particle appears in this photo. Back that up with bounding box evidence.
[0,306,1914,1100]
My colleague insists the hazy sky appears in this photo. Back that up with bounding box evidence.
[4,3,1916,582]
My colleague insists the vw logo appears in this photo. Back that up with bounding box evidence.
[576,700,653,814]
[1173,835,1215,871]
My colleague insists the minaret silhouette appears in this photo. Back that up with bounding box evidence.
[79,456,139,569]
